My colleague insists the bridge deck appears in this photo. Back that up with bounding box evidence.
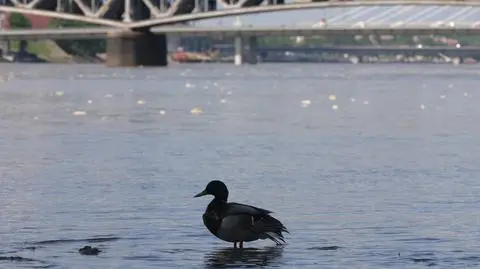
[2,0,480,28]
[0,25,480,40]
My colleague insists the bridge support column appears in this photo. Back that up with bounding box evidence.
[106,30,168,67]
[247,36,258,64]
[234,36,243,66]
[452,57,463,65]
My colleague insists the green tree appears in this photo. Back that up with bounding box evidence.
[9,13,31,29]
[8,13,32,53]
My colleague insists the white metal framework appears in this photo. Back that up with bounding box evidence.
[1,0,480,29]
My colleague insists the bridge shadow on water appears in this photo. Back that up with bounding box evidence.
[203,246,284,268]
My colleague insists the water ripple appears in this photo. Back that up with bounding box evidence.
[1,63,480,268]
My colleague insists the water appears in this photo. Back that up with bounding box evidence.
[1,63,480,269]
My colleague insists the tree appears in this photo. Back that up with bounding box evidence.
[8,13,32,54]
[9,13,31,29]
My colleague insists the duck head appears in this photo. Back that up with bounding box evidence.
[194,180,229,201]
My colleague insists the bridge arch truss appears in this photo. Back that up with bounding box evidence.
[1,0,480,29]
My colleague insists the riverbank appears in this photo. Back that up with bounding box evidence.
[5,40,104,63]
[5,41,479,65]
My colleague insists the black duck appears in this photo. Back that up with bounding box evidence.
[194,180,288,248]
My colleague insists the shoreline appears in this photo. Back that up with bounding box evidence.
[7,42,478,65]
[7,58,477,65]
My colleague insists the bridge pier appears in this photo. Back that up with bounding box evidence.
[106,30,168,67]
[247,36,258,64]
[452,57,463,65]
[234,36,243,66]
[234,36,258,65]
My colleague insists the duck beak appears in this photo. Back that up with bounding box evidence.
[194,189,208,198]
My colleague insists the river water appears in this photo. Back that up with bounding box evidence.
[0,63,479,269]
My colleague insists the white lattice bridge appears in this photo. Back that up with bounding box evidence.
[1,1,480,28]
[2,0,480,66]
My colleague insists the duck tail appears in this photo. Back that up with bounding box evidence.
[254,215,289,245]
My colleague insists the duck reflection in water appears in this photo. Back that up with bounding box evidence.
[204,246,284,268]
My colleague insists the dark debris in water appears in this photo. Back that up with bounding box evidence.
[307,246,341,251]
[78,246,101,256]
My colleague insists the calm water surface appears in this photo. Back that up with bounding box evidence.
[1,63,480,269]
